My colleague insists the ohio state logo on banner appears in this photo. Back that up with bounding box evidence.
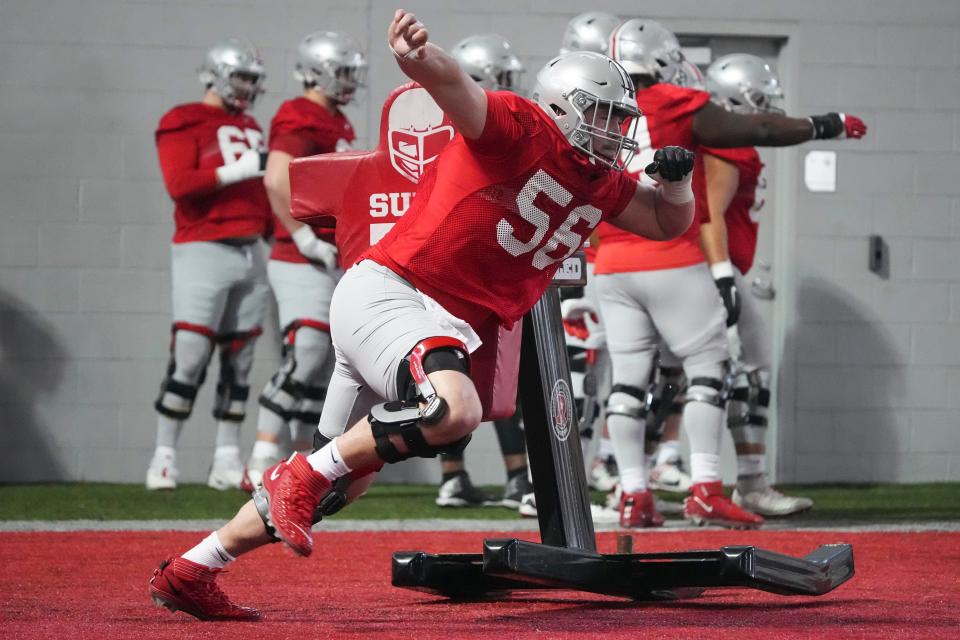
[550,379,573,442]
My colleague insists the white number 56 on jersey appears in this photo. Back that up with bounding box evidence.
[496,169,601,270]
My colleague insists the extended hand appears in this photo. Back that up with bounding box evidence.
[388,9,429,59]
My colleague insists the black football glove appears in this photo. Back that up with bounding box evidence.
[645,146,695,181]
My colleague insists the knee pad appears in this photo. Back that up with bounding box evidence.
[607,384,661,443]
[154,323,215,420]
[213,326,263,422]
[259,320,331,423]
[681,363,730,410]
[728,368,770,430]
[372,337,472,464]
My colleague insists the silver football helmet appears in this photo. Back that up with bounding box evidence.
[532,52,640,171]
[609,19,684,84]
[558,12,621,55]
[705,53,784,114]
[451,34,525,92]
[198,37,265,111]
[675,59,705,90]
[294,31,368,104]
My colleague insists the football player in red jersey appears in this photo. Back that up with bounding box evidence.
[146,38,271,492]
[242,32,367,491]
[697,54,813,516]
[598,18,866,528]
[426,33,532,510]
[149,10,695,620]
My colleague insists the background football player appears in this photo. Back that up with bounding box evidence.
[433,32,532,510]
[243,31,366,490]
[555,11,623,501]
[599,18,866,528]
[149,9,696,620]
[146,38,271,491]
[696,53,814,516]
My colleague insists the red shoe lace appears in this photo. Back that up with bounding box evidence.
[281,476,322,531]
[188,569,245,613]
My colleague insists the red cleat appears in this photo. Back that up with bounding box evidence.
[149,556,261,621]
[260,453,332,557]
[618,489,664,528]
[683,481,764,529]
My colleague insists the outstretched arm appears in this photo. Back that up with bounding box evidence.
[608,147,696,241]
[692,100,868,148]
[387,9,487,139]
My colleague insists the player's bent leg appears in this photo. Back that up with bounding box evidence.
[147,323,216,490]
[259,337,481,557]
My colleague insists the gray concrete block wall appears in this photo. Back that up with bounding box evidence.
[1,0,959,485]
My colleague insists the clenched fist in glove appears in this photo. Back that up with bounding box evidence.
[292,225,338,272]
[808,113,868,140]
[645,146,696,204]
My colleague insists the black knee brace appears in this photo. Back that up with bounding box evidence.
[154,323,213,420]
[371,337,472,464]
[728,369,770,428]
[213,327,262,422]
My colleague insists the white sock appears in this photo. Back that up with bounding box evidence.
[690,453,721,484]
[213,444,240,461]
[607,414,647,492]
[153,444,176,462]
[306,439,352,480]
[656,440,681,467]
[251,439,281,460]
[619,466,647,493]
[182,531,235,570]
[215,421,241,450]
[155,416,182,450]
[736,453,766,478]
[683,400,724,484]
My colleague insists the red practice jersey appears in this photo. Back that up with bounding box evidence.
[268,97,356,263]
[366,91,637,329]
[155,103,270,243]
[700,146,764,274]
[594,83,710,274]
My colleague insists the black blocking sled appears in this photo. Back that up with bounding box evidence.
[391,256,854,601]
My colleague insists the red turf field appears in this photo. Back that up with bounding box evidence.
[2,529,958,639]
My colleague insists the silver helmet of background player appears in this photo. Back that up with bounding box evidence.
[294,31,368,104]
[451,34,525,92]
[198,37,265,111]
[609,18,684,84]
[532,51,640,171]
[558,11,621,55]
[705,53,784,114]
[675,59,705,90]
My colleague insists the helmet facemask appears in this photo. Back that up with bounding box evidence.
[298,60,368,105]
[220,70,265,111]
[564,89,640,171]
[735,85,784,115]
